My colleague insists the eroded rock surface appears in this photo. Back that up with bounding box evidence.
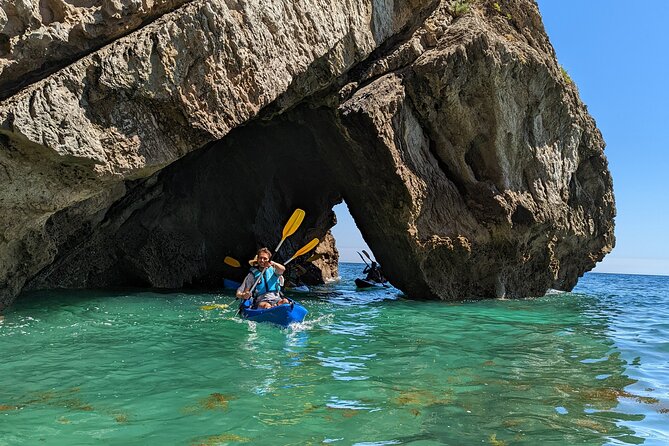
[1,0,431,309]
[0,0,614,310]
[0,0,192,99]
[296,1,615,299]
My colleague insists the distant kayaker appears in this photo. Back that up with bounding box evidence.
[236,247,289,309]
[363,261,386,283]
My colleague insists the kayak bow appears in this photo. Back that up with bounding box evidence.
[239,299,307,326]
[355,278,389,289]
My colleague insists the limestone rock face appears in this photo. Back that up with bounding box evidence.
[0,0,431,309]
[0,0,191,99]
[0,0,615,310]
[306,1,615,299]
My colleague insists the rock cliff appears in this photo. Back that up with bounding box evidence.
[0,0,614,311]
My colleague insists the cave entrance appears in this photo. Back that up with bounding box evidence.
[25,100,420,295]
[332,201,372,265]
[27,112,347,292]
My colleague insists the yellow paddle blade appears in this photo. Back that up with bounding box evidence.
[224,256,241,268]
[284,238,319,265]
[306,253,323,262]
[200,304,229,310]
[293,238,319,258]
[282,209,305,239]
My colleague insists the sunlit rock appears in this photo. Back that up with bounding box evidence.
[0,0,614,309]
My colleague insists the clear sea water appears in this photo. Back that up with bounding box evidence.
[1,264,668,445]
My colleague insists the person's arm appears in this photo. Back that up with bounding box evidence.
[270,261,285,275]
[236,274,254,299]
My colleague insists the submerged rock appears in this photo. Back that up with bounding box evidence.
[0,0,614,310]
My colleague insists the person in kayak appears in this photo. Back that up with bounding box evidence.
[363,261,386,283]
[236,247,290,309]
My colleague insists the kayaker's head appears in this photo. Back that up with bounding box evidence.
[256,247,272,268]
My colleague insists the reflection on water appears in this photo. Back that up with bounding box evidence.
[0,267,667,444]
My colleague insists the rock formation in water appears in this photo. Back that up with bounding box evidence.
[0,0,615,311]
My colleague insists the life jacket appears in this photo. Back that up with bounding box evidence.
[251,267,281,297]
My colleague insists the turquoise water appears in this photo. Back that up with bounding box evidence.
[1,264,668,445]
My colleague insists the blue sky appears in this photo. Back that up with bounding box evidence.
[333,1,668,276]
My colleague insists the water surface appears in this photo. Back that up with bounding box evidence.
[1,265,668,445]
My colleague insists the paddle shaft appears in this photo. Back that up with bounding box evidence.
[362,249,374,262]
[248,267,267,294]
[274,238,286,255]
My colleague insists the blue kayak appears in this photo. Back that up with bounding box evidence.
[239,299,307,326]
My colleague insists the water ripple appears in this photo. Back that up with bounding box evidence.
[1,269,668,444]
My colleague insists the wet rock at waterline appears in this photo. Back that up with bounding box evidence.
[0,0,614,310]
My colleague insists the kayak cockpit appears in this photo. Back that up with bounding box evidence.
[238,299,308,326]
